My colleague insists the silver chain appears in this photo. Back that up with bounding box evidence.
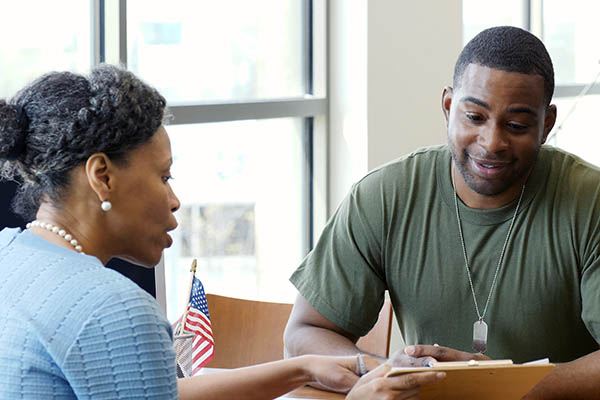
[452,170,525,322]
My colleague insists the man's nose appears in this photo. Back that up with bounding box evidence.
[478,123,509,153]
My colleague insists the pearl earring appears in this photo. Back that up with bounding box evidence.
[101,200,112,212]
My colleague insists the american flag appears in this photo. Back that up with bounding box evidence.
[174,275,214,376]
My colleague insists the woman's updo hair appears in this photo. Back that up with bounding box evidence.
[0,64,166,220]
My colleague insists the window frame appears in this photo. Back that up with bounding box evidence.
[96,0,328,310]
[525,0,600,97]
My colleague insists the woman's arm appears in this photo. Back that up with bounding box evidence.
[177,355,358,400]
[178,354,447,400]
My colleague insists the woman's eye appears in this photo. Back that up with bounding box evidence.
[162,175,173,183]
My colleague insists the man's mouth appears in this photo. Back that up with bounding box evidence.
[478,162,503,169]
[469,156,513,176]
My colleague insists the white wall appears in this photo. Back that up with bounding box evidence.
[328,0,368,214]
[367,1,462,170]
[328,0,463,353]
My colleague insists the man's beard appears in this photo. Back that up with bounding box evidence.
[449,146,538,197]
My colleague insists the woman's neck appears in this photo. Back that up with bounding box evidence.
[33,203,111,264]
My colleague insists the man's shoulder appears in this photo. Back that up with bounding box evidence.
[541,145,600,182]
[543,144,599,165]
[377,144,448,170]
[355,144,448,188]
[536,146,600,214]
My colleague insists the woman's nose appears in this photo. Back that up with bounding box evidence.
[170,188,181,213]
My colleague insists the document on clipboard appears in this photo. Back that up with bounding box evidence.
[385,359,554,400]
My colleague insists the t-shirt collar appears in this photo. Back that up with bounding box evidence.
[437,145,549,226]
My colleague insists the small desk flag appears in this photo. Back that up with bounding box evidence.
[174,275,214,376]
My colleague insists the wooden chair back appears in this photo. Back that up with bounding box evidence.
[356,298,393,358]
[205,294,393,368]
[206,294,293,368]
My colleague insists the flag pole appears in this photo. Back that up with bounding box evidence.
[178,258,197,336]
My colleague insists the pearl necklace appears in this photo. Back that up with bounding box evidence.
[26,220,84,254]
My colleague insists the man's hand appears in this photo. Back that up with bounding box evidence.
[347,363,446,400]
[403,344,491,362]
[388,349,437,368]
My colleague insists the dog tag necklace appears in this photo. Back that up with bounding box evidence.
[452,170,525,353]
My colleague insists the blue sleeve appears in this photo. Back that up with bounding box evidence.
[61,289,179,399]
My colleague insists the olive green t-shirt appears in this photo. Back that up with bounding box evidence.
[290,145,600,363]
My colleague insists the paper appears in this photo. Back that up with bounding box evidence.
[386,359,553,400]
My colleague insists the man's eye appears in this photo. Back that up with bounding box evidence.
[465,113,483,122]
[507,122,528,131]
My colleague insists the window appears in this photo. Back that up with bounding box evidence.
[163,119,308,320]
[462,0,600,167]
[127,0,305,103]
[0,1,324,318]
[542,1,600,165]
[0,1,92,98]
[119,0,326,321]
[462,0,526,44]
[543,1,600,87]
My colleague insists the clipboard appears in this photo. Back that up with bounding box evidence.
[386,360,554,400]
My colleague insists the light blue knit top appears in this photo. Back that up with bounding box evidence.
[0,228,179,399]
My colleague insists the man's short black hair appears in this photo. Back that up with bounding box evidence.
[453,26,554,105]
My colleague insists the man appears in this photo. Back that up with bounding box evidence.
[284,26,600,398]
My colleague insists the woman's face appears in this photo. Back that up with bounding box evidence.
[108,125,180,267]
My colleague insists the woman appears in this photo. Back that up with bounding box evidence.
[0,65,444,399]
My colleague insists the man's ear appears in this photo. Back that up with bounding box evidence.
[541,104,557,144]
[442,86,453,126]
[85,153,114,202]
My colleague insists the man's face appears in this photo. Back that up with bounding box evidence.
[443,64,556,201]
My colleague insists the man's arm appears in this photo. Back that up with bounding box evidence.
[522,350,600,399]
[283,293,365,358]
[406,345,600,399]
[284,294,434,370]
[284,293,390,372]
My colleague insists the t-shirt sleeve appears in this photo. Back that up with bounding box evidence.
[290,175,388,337]
[574,160,600,346]
[61,289,179,399]
[581,234,600,345]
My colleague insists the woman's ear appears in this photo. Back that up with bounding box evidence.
[85,153,114,202]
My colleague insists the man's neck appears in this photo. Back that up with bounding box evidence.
[451,164,528,210]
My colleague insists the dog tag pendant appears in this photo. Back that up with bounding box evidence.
[473,320,488,353]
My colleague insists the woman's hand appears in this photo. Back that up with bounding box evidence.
[303,353,385,393]
[346,363,446,400]
[303,355,364,393]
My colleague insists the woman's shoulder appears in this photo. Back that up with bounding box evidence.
[1,228,148,303]
[43,257,164,337]
[0,229,167,347]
